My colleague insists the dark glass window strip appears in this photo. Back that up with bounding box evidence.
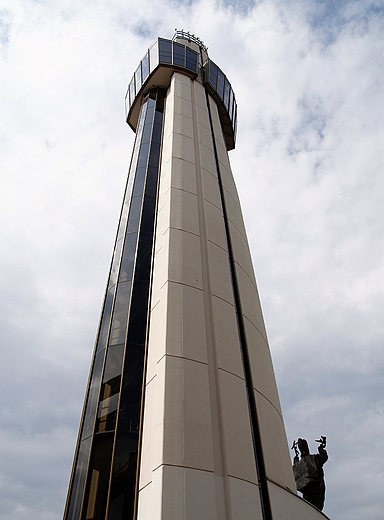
[107,89,164,520]
[64,92,155,520]
[64,89,165,520]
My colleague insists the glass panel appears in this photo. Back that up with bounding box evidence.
[117,202,129,241]
[228,88,234,122]
[134,64,141,93]
[136,141,150,169]
[82,432,114,520]
[126,197,142,235]
[119,233,138,283]
[81,351,105,440]
[64,436,92,520]
[208,60,218,89]
[96,288,115,353]
[139,195,155,236]
[158,38,172,63]
[108,343,145,519]
[108,238,123,289]
[224,78,230,110]
[132,165,147,198]
[217,69,225,99]
[149,40,159,72]
[186,47,198,72]
[107,432,138,520]
[172,41,185,67]
[129,79,135,108]
[96,344,125,433]
[151,121,162,145]
[134,233,153,282]
[141,53,149,82]
[109,281,132,346]
[126,280,149,345]
[118,344,145,433]
[145,165,159,198]
[141,121,152,145]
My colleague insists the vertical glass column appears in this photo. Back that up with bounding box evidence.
[63,88,165,520]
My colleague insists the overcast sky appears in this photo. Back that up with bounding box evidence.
[1,0,384,519]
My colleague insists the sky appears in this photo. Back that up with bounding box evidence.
[1,0,384,519]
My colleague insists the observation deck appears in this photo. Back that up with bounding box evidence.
[125,31,237,150]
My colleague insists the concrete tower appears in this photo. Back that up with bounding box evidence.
[63,32,329,520]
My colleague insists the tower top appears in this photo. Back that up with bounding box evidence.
[125,35,237,150]
[172,29,208,52]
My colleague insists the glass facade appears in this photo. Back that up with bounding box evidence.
[125,38,198,117]
[125,37,236,150]
[63,88,165,520]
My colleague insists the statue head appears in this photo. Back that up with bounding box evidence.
[297,438,310,457]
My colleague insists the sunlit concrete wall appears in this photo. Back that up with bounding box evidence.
[135,71,329,520]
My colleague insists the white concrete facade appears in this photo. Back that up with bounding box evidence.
[136,71,329,519]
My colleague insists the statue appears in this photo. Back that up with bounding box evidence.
[292,436,328,511]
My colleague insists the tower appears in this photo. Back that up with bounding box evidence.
[63,32,328,520]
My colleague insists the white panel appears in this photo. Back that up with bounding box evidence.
[227,476,263,520]
[207,241,234,304]
[243,316,280,410]
[169,188,199,236]
[255,391,297,491]
[168,157,197,195]
[218,369,257,484]
[211,296,244,379]
[165,282,207,364]
[168,228,203,289]
[204,199,227,250]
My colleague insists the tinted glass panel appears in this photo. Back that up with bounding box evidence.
[81,351,105,440]
[186,47,198,72]
[129,79,135,108]
[141,53,149,82]
[96,288,115,353]
[65,436,92,520]
[97,344,124,433]
[139,195,155,236]
[126,280,149,345]
[82,432,114,520]
[173,42,185,67]
[136,141,150,170]
[141,121,152,145]
[119,233,138,283]
[149,40,158,72]
[209,61,218,88]
[132,165,146,199]
[108,238,123,289]
[126,197,142,234]
[134,65,141,93]
[228,88,234,122]
[107,432,138,520]
[109,281,132,346]
[224,78,230,110]
[145,165,159,198]
[118,344,145,433]
[158,38,172,63]
[134,233,153,282]
[217,69,225,99]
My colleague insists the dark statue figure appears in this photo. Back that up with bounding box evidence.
[292,436,328,511]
